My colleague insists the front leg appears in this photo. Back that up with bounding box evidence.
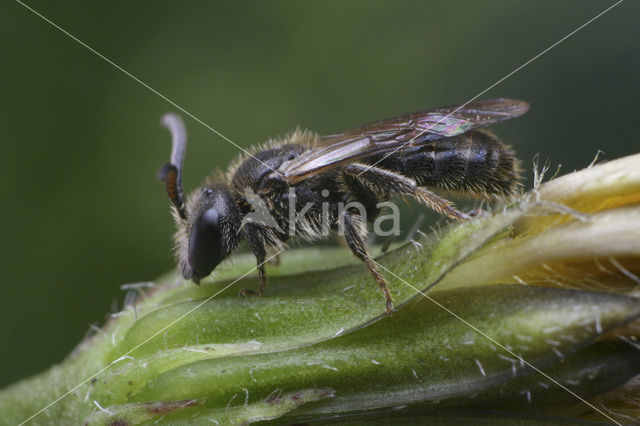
[240,223,268,296]
[341,209,394,315]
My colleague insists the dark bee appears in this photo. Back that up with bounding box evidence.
[159,98,529,314]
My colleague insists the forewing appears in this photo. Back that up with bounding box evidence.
[279,98,529,184]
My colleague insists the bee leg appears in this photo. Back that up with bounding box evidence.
[344,164,470,221]
[268,252,281,266]
[380,234,394,253]
[341,210,394,315]
[239,224,268,297]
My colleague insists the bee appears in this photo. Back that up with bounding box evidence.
[159,98,529,314]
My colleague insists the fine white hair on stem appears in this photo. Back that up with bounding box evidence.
[530,200,591,222]
[93,400,113,415]
[609,257,640,286]
[532,154,551,190]
[588,149,605,168]
[404,213,425,243]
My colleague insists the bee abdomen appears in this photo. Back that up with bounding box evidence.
[377,130,520,196]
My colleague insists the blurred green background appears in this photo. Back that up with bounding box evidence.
[1,0,638,388]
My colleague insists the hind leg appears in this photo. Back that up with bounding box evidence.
[343,164,470,220]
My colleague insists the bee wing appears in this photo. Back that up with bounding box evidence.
[278,98,529,184]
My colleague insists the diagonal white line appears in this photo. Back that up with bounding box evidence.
[371,259,622,425]
[19,250,282,425]
[14,0,279,174]
[359,0,625,176]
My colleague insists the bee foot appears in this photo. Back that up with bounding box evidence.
[465,208,486,218]
[448,208,472,221]
[239,289,263,297]
[385,300,395,316]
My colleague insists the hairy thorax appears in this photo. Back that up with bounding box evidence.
[227,136,348,245]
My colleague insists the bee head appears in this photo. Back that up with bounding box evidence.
[183,184,240,283]
[159,113,240,283]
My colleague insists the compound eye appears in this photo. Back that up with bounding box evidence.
[188,207,224,281]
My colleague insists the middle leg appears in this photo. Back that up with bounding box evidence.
[341,209,394,315]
